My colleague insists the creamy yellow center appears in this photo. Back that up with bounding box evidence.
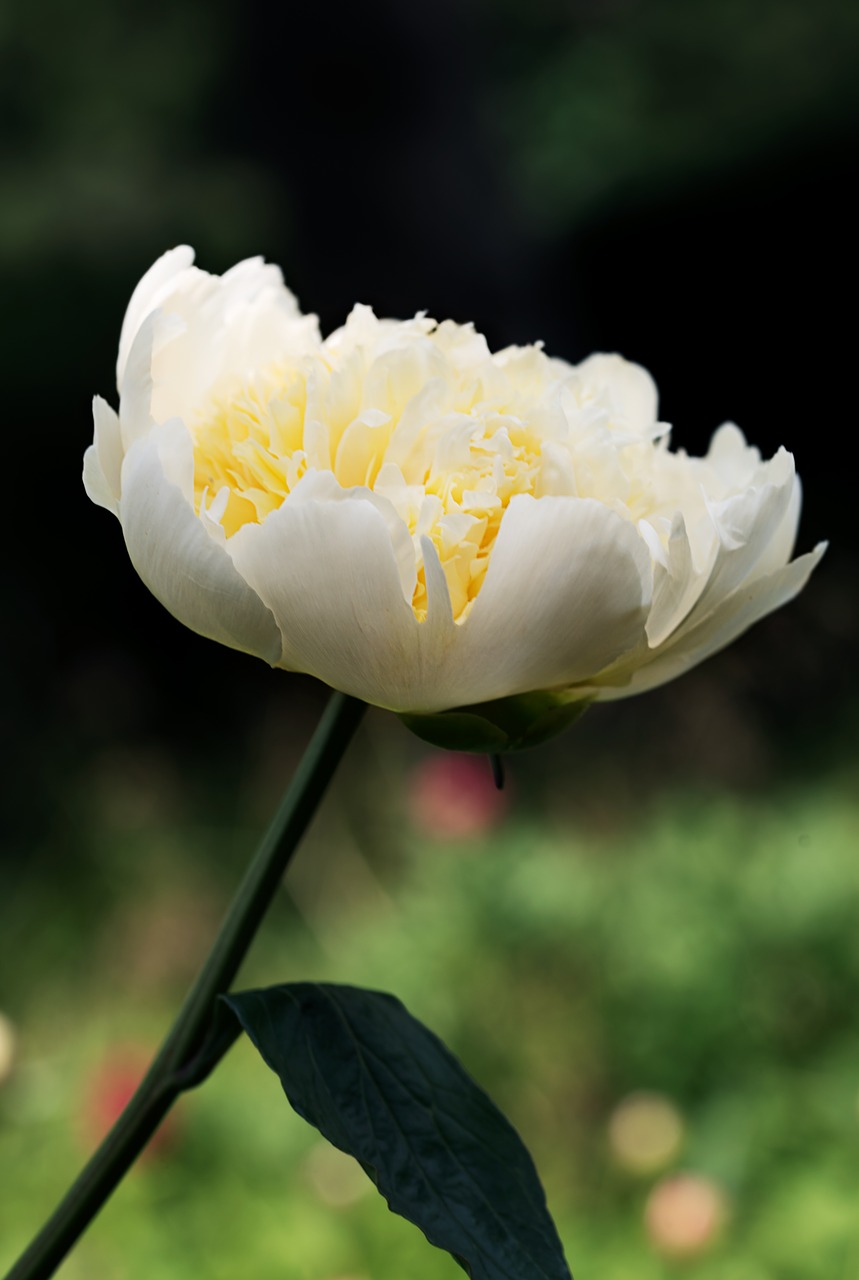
[189,334,666,623]
[191,349,562,623]
[193,364,311,537]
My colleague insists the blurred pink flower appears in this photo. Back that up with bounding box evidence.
[644,1172,727,1258]
[82,1047,180,1162]
[409,753,508,839]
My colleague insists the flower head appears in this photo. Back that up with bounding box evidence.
[84,248,824,744]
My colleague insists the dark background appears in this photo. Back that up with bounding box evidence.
[1,0,856,854]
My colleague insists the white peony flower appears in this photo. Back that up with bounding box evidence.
[84,247,825,747]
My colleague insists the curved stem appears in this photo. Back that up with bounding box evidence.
[5,691,367,1280]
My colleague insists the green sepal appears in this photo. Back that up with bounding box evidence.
[399,690,593,753]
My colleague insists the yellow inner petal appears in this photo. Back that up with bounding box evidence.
[191,356,551,623]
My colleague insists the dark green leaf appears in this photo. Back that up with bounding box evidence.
[224,983,572,1280]
[172,998,243,1090]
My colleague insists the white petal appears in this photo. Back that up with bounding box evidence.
[704,422,762,490]
[575,353,659,432]
[119,309,185,449]
[677,447,797,631]
[119,422,282,664]
[83,396,123,515]
[219,255,292,310]
[117,246,195,387]
[441,496,652,707]
[119,249,321,431]
[754,470,802,579]
[595,542,827,700]
[204,256,319,370]
[645,513,716,648]
[226,481,447,709]
[228,487,653,712]
[291,469,417,603]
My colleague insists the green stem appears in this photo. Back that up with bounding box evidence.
[5,691,367,1280]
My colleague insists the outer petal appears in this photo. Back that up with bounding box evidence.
[694,448,797,606]
[593,541,827,700]
[753,470,802,579]
[119,421,283,664]
[117,246,295,389]
[644,513,717,648]
[83,396,123,515]
[118,247,320,430]
[118,310,184,450]
[227,488,651,713]
[575,353,660,433]
[438,495,652,708]
[226,475,447,709]
[643,446,798,650]
[117,246,196,387]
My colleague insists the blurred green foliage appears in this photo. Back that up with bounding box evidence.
[2,747,858,1278]
[493,0,859,228]
[0,0,279,266]
[3,0,856,268]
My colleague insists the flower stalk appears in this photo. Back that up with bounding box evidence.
[5,691,367,1280]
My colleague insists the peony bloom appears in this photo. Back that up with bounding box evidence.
[84,248,824,747]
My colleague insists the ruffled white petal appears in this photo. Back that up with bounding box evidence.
[753,470,802,579]
[438,495,652,707]
[676,447,796,629]
[117,246,196,387]
[118,310,184,450]
[82,396,123,515]
[703,422,762,489]
[639,439,799,652]
[575,353,660,433]
[119,421,283,664]
[594,542,826,700]
[226,475,446,709]
[645,513,717,648]
[227,488,651,712]
[117,247,297,391]
[117,248,320,430]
